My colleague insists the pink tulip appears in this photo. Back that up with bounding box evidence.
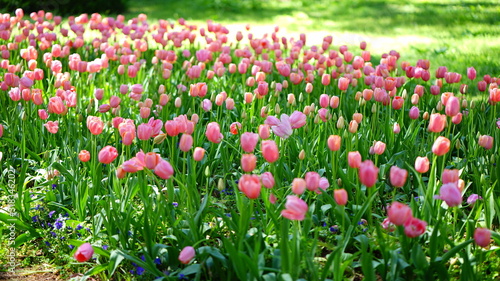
[289,111,307,129]
[206,122,223,144]
[266,114,292,138]
[230,122,242,135]
[137,124,153,140]
[86,116,104,135]
[238,174,261,199]
[48,96,66,114]
[154,160,174,179]
[393,123,401,134]
[442,169,459,184]
[404,217,427,238]
[122,157,145,173]
[388,201,412,226]
[291,178,306,195]
[119,122,136,146]
[467,194,482,205]
[78,150,90,162]
[359,160,379,187]
[435,182,462,207]
[373,141,386,155]
[428,113,447,133]
[74,243,94,262]
[478,135,493,150]
[261,140,279,163]
[44,121,59,134]
[98,146,118,164]
[179,134,193,152]
[348,151,362,168]
[178,246,195,264]
[414,156,430,173]
[305,171,320,191]
[409,106,420,120]
[144,152,161,170]
[445,96,460,117]
[327,135,341,151]
[258,124,270,139]
[467,67,476,80]
[281,195,308,221]
[261,172,275,189]
[338,77,349,91]
[334,189,348,206]
[240,132,259,153]
[241,154,257,172]
[432,136,450,156]
[390,166,408,187]
[193,147,206,161]
[38,109,49,120]
[474,228,491,248]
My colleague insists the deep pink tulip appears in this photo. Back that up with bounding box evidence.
[240,132,259,153]
[478,135,494,150]
[178,246,195,264]
[179,134,193,152]
[327,135,341,151]
[206,122,223,144]
[258,124,270,139]
[348,151,362,169]
[281,195,308,221]
[474,228,491,248]
[261,172,275,189]
[435,182,462,207]
[119,123,136,145]
[98,146,118,164]
[388,201,412,226]
[359,160,379,187]
[467,67,476,80]
[238,174,261,199]
[390,166,408,187]
[154,160,174,179]
[74,243,94,262]
[404,217,427,238]
[334,189,348,206]
[338,77,349,91]
[414,156,430,173]
[432,136,450,156]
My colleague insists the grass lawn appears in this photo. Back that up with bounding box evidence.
[122,0,500,78]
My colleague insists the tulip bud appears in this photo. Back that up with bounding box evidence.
[371,103,377,114]
[337,116,345,129]
[299,150,305,160]
[153,133,167,144]
[217,178,225,191]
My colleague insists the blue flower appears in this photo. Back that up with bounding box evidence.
[154,258,161,265]
[69,245,74,250]
[54,221,63,230]
[76,224,83,230]
[50,231,57,237]
[102,245,109,250]
[32,215,39,222]
[45,241,51,247]
[136,267,145,275]
[48,211,56,218]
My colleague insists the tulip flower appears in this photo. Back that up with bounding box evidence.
[404,217,427,238]
[178,246,195,264]
[388,201,412,226]
[334,189,348,206]
[206,122,223,143]
[74,243,94,262]
[432,136,451,156]
[261,140,279,163]
[238,174,261,199]
[98,146,118,164]
[260,172,275,189]
[78,150,90,162]
[359,160,379,187]
[474,228,491,248]
[389,166,408,187]
[281,195,308,221]
[154,160,174,180]
[414,156,430,173]
[434,182,462,207]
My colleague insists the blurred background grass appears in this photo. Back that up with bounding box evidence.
[122,0,500,77]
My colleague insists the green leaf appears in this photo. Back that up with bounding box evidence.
[84,264,107,277]
[180,264,201,276]
[109,250,125,276]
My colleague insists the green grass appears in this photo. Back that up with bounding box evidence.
[121,0,500,77]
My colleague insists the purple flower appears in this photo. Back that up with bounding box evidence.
[48,211,56,218]
[467,194,482,205]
